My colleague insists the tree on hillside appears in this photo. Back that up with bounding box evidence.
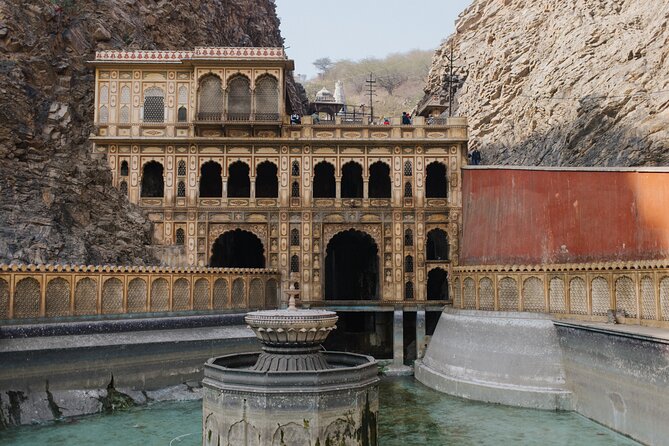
[377,71,409,95]
[313,57,334,75]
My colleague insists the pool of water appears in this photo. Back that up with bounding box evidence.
[0,377,639,445]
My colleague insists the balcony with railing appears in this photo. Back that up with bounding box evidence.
[195,112,281,124]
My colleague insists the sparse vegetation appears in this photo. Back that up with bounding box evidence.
[304,50,433,119]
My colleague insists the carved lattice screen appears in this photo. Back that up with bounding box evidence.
[640,276,656,320]
[522,277,544,312]
[194,279,210,310]
[265,279,277,309]
[14,278,40,318]
[127,278,147,313]
[46,278,70,317]
[569,277,587,314]
[463,278,476,309]
[74,278,97,316]
[173,278,190,311]
[143,87,164,122]
[549,277,566,313]
[213,279,228,310]
[151,278,169,312]
[249,279,264,309]
[255,76,279,120]
[227,76,251,120]
[102,278,123,314]
[615,276,636,318]
[0,279,8,319]
[197,76,223,120]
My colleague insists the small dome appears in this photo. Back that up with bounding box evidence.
[315,87,335,102]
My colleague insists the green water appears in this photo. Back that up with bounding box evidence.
[0,377,639,445]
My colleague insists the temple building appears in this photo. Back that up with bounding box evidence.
[90,47,468,358]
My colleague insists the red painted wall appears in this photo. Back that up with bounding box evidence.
[461,168,669,265]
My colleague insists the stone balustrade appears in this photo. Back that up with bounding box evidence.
[93,116,468,140]
[0,264,280,321]
[451,260,669,328]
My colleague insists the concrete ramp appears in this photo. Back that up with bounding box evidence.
[415,307,572,410]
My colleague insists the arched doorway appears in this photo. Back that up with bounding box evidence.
[427,268,449,300]
[199,161,222,197]
[210,229,265,268]
[369,161,391,198]
[325,230,379,300]
[426,228,449,261]
[141,161,164,197]
[255,161,278,198]
[426,162,448,198]
[313,161,335,198]
[341,162,363,198]
[228,161,250,198]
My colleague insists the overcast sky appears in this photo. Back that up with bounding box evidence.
[275,0,473,79]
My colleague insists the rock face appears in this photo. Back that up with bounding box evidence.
[0,0,304,265]
[424,0,669,166]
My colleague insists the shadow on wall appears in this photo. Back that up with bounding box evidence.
[477,95,669,167]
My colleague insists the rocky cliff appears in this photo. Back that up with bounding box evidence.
[424,0,669,166]
[0,0,303,265]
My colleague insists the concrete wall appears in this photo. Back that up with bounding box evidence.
[461,168,669,265]
[556,322,669,446]
[0,315,259,427]
[415,308,572,410]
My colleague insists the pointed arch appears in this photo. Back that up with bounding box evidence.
[228,161,250,198]
[313,161,335,198]
[227,75,251,120]
[426,228,449,261]
[426,162,448,198]
[254,74,279,120]
[141,161,164,197]
[199,161,223,198]
[341,161,363,198]
[427,268,449,301]
[197,74,223,121]
[255,161,278,198]
[369,161,391,198]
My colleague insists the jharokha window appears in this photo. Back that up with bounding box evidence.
[226,75,251,121]
[197,75,223,121]
[143,87,165,123]
[254,75,279,121]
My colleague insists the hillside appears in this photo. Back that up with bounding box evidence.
[0,0,303,265]
[305,50,433,120]
[423,0,669,166]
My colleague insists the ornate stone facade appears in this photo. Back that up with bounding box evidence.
[90,48,468,304]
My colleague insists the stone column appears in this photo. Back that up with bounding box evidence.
[416,307,426,360]
[335,176,342,199]
[393,308,404,367]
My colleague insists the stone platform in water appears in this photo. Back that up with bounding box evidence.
[415,307,572,410]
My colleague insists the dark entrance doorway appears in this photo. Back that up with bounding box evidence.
[325,229,379,300]
[427,267,449,300]
[199,161,222,197]
[210,229,265,268]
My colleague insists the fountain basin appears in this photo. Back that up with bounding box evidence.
[203,303,377,446]
[202,351,379,445]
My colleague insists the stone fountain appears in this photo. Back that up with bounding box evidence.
[202,289,379,445]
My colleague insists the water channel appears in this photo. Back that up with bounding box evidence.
[0,377,638,445]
